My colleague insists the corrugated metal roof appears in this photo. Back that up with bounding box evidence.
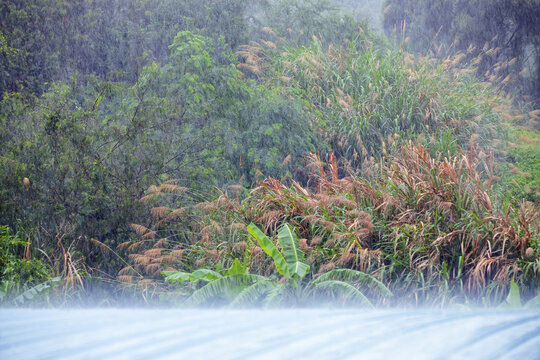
[1,309,539,359]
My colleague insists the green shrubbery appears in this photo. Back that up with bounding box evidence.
[124,143,539,307]
[0,0,537,307]
[243,34,507,168]
[504,130,540,202]
[383,0,540,106]
[0,226,59,305]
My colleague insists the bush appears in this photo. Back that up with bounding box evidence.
[0,225,57,304]
[123,142,539,306]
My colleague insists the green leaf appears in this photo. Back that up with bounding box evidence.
[262,282,290,307]
[313,280,374,307]
[94,94,102,109]
[163,269,222,283]
[229,280,275,307]
[277,224,310,279]
[292,262,310,280]
[524,295,540,309]
[185,274,267,306]
[191,269,223,281]
[248,223,291,278]
[12,277,60,304]
[499,280,521,308]
[227,258,247,276]
[311,269,393,298]
[162,271,191,283]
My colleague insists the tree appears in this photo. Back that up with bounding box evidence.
[383,0,540,105]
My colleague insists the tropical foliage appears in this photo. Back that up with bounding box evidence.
[122,142,538,307]
[0,0,538,307]
[162,224,392,307]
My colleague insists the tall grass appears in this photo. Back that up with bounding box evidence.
[118,26,539,307]
[123,142,539,306]
[237,34,508,170]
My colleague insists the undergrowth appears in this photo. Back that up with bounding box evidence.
[237,34,509,169]
[2,3,538,307]
[121,142,539,307]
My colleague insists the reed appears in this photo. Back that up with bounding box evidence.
[124,141,538,306]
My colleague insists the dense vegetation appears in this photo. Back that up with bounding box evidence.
[0,0,538,307]
[383,0,540,108]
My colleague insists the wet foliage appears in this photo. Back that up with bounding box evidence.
[0,0,538,307]
[383,0,540,107]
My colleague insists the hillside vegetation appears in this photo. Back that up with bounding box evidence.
[0,0,538,307]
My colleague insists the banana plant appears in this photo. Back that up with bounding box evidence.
[309,269,393,308]
[247,223,393,307]
[498,280,540,309]
[164,223,392,307]
[0,277,62,305]
[163,223,310,306]
[163,259,267,306]
[247,223,310,287]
